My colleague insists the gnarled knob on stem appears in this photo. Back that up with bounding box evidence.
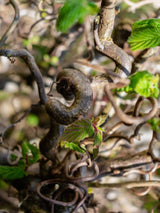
[45,68,93,125]
[40,68,93,159]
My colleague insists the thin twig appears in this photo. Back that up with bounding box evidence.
[0,0,19,47]
[149,131,160,162]
[124,0,160,12]
[104,83,158,125]
[124,163,159,176]
[89,180,160,189]
[0,106,32,142]
[0,49,47,104]
[97,150,153,178]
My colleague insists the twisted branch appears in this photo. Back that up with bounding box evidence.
[94,0,131,77]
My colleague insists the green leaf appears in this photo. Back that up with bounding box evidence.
[59,118,94,142]
[128,19,160,51]
[0,165,25,180]
[56,0,99,33]
[116,71,159,98]
[22,140,30,157]
[0,179,8,190]
[27,143,40,164]
[59,118,104,154]
[18,159,26,167]
[144,199,159,212]
[11,153,18,161]
[26,114,39,126]
[61,141,86,153]
[93,148,98,159]
[92,115,107,127]
[148,118,160,132]
[94,129,103,146]
[22,141,40,164]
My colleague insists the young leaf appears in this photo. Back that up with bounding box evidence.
[92,114,107,127]
[11,153,18,161]
[61,141,86,153]
[22,141,40,164]
[128,19,160,51]
[0,165,25,180]
[56,0,99,33]
[148,118,160,132]
[27,143,40,164]
[0,179,8,190]
[22,140,30,157]
[93,148,98,159]
[94,131,102,146]
[59,118,94,142]
[116,71,159,98]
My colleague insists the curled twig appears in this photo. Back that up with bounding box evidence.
[103,133,131,144]
[101,134,131,153]
[65,155,99,182]
[129,122,146,143]
[0,0,19,47]
[37,179,88,213]
[0,106,33,142]
[69,162,99,182]
[125,163,159,196]
[45,69,93,125]
[104,83,158,125]
[0,146,21,165]
[149,131,160,162]
[7,145,22,165]
[37,179,80,206]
